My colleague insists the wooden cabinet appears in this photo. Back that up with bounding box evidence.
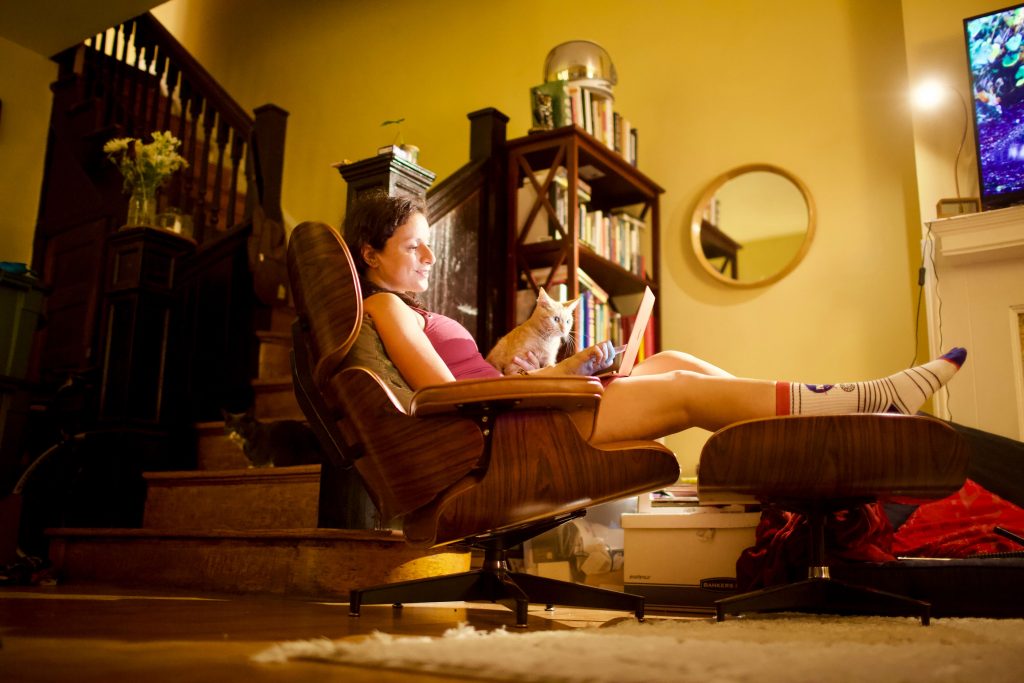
[504,125,663,353]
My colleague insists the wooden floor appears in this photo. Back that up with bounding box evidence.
[0,584,701,682]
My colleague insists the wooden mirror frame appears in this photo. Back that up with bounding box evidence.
[690,163,816,289]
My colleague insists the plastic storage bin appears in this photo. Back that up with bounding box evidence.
[0,269,46,380]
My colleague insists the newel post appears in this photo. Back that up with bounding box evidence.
[251,104,289,223]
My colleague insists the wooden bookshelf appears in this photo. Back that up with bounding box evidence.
[505,125,663,354]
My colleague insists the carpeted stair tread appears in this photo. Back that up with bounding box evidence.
[143,465,321,531]
[45,527,470,598]
[195,421,249,470]
[251,378,303,420]
[256,330,293,381]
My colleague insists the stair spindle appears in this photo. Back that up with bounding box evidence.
[228,131,246,228]
[107,23,127,128]
[145,46,167,133]
[163,61,180,132]
[195,100,216,236]
[210,118,230,232]
[126,22,144,136]
[179,85,199,219]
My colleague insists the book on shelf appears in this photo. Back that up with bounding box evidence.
[576,268,626,350]
[529,81,572,131]
[578,290,624,350]
[541,82,638,165]
[579,209,646,277]
[581,88,593,137]
[619,310,657,363]
[567,85,584,127]
[517,167,591,244]
[576,268,608,303]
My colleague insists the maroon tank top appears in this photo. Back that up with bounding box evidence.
[413,309,501,380]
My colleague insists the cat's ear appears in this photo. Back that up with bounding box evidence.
[536,288,555,308]
[565,296,581,312]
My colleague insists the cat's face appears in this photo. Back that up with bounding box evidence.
[534,289,579,340]
[222,410,256,443]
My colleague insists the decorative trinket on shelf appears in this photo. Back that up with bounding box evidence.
[104,131,188,229]
[380,117,419,163]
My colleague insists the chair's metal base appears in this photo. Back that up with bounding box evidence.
[349,547,644,627]
[715,576,932,625]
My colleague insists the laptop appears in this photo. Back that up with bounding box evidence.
[599,286,655,377]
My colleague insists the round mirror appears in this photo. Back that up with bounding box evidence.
[690,164,815,288]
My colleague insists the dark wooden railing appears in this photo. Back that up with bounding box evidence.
[33,12,291,439]
[66,12,288,243]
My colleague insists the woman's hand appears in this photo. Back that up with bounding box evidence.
[557,340,616,376]
[505,350,541,376]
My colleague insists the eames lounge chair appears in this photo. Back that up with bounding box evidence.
[697,413,971,625]
[287,221,680,627]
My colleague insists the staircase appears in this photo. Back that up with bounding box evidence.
[45,307,470,597]
[29,14,505,599]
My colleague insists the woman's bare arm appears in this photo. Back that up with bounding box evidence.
[363,293,455,390]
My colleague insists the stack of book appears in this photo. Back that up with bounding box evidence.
[577,269,622,350]
[580,210,646,277]
[529,81,638,166]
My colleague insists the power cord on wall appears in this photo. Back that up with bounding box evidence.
[912,225,951,420]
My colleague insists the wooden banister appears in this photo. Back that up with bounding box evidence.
[58,12,287,243]
[130,15,252,131]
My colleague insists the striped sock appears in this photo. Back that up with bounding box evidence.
[776,347,967,416]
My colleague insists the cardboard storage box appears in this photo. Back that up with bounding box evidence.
[622,509,760,611]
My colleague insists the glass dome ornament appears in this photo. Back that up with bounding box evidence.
[543,40,617,99]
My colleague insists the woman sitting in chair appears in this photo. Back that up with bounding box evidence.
[345,191,966,445]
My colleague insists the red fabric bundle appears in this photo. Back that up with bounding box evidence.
[892,479,1024,558]
[736,503,895,590]
[736,479,1024,590]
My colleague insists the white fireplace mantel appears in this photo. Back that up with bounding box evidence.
[923,204,1024,440]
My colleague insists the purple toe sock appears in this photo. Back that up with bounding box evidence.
[941,347,967,368]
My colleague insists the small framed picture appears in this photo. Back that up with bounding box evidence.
[936,197,981,218]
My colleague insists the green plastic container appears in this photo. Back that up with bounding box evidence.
[0,270,46,380]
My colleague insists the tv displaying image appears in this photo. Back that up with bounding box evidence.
[965,3,1024,209]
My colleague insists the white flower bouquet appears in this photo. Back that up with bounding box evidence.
[103,131,188,194]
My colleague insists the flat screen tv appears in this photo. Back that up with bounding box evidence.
[965,3,1024,210]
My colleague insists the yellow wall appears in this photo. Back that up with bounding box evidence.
[6,0,989,473]
[0,37,55,265]
[148,0,927,472]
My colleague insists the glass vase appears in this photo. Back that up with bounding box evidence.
[124,184,158,228]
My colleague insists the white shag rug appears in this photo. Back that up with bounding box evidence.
[253,614,1024,682]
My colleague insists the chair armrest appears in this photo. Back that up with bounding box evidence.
[410,376,604,441]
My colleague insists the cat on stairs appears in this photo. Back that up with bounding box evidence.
[221,409,322,468]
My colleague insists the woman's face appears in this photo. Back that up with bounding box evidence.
[362,212,434,293]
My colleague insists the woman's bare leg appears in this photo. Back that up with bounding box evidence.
[591,371,774,443]
[589,348,967,444]
[630,350,735,378]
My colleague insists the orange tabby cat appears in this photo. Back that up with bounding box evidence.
[486,289,579,375]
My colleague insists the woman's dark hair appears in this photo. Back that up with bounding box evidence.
[342,190,427,304]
